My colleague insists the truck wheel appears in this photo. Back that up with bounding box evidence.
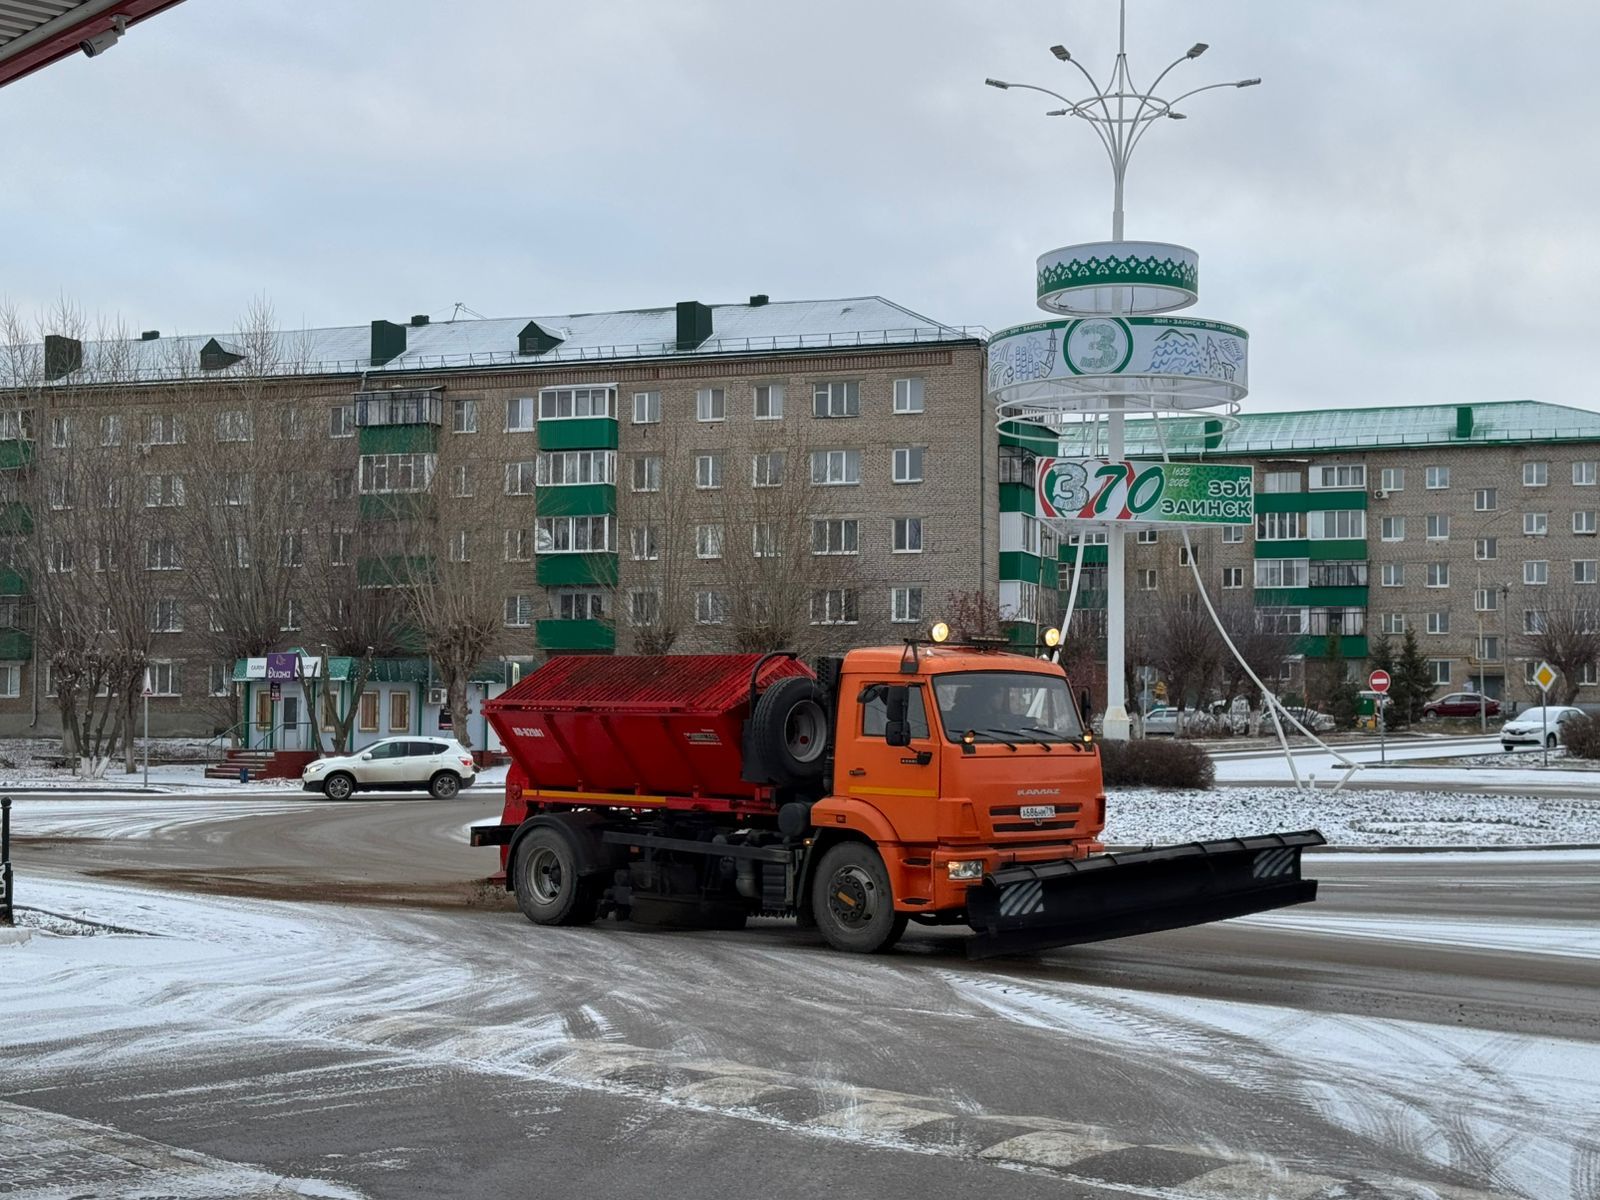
[322,772,355,801]
[811,843,907,954]
[513,827,599,927]
[428,772,460,799]
[750,677,830,786]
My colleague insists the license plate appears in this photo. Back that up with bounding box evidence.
[1019,805,1056,821]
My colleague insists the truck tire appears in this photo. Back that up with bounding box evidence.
[750,677,830,786]
[513,826,599,927]
[811,842,907,954]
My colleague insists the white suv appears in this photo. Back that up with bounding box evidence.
[302,737,477,800]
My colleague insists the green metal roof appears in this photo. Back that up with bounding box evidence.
[1040,400,1600,458]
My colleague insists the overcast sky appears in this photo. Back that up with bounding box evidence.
[3,0,1597,413]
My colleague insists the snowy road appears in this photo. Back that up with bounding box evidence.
[4,794,1598,1199]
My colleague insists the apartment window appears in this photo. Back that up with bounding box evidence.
[216,410,251,442]
[1575,461,1598,487]
[1222,566,1244,589]
[1523,461,1549,487]
[696,387,726,422]
[893,517,923,553]
[1476,537,1498,561]
[218,473,251,507]
[630,524,659,561]
[330,530,352,566]
[504,595,534,627]
[329,405,354,438]
[538,387,612,421]
[151,597,183,633]
[228,536,250,569]
[0,410,31,440]
[279,407,308,441]
[1524,512,1548,537]
[1257,607,1306,635]
[1474,588,1498,613]
[812,381,860,418]
[1379,467,1405,491]
[357,691,379,732]
[810,588,860,625]
[1138,569,1158,591]
[812,518,859,555]
[1525,609,1546,634]
[536,515,614,554]
[1431,660,1452,686]
[452,399,479,434]
[893,378,925,414]
[1254,559,1309,588]
[892,447,925,483]
[632,391,661,425]
[695,524,724,559]
[753,384,785,420]
[48,542,73,573]
[1261,471,1301,494]
[1136,528,1158,545]
[1179,546,1195,566]
[1256,512,1304,541]
[1427,611,1450,635]
[360,453,437,494]
[1475,488,1497,512]
[536,449,617,487]
[1381,563,1405,587]
[47,478,73,510]
[1309,510,1365,539]
[504,460,538,495]
[1312,464,1365,490]
[1576,560,1599,585]
[752,450,785,487]
[1583,662,1600,686]
[147,413,183,445]
[506,396,536,431]
[1426,563,1449,588]
[752,523,780,558]
[891,586,924,623]
[100,413,123,446]
[1222,525,1244,544]
[1525,560,1549,585]
[811,449,861,485]
[632,455,662,493]
[695,591,728,625]
[448,530,470,563]
[1426,514,1450,541]
[446,465,472,498]
[144,538,182,571]
[696,453,724,490]
[1380,516,1405,542]
[49,414,70,448]
[208,663,231,698]
[147,661,178,696]
[552,589,605,621]
[1381,613,1406,635]
[1576,511,1598,535]
[629,589,660,626]
[331,469,355,501]
[1425,466,1450,489]
[505,528,534,562]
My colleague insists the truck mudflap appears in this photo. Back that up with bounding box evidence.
[964,830,1326,959]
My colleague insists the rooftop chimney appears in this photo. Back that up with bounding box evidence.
[43,334,82,381]
[676,300,713,351]
[1455,405,1474,439]
[749,294,769,307]
[410,314,430,327]
[140,330,160,341]
[371,319,406,366]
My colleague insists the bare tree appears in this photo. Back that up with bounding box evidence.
[1518,588,1600,704]
[943,588,1010,640]
[1144,592,1224,732]
[1216,598,1296,733]
[617,418,696,654]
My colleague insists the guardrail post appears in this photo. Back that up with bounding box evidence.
[2,796,13,926]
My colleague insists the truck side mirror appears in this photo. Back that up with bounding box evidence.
[884,685,911,747]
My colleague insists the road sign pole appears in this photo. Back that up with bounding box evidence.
[1368,669,1391,764]
[2,795,13,926]
[1542,702,1549,769]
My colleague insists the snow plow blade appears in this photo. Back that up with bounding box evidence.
[965,831,1326,959]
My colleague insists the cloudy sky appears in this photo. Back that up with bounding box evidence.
[2,0,1597,413]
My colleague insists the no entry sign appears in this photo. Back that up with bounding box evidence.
[1369,669,1391,694]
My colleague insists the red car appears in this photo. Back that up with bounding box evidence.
[1423,692,1501,719]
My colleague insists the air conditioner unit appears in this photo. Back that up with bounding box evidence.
[426,687,448,705]
[1373,489,1390,500]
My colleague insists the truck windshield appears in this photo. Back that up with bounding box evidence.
[932,671,1083,742]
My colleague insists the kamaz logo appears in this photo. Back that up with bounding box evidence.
[512,727,545,738]
[1017,788,1060,796]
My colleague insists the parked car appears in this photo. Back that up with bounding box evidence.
[1141,705,1179,736]
[1500,706,1586,751]
[302,737,478,799]
[1424,692,1501,720]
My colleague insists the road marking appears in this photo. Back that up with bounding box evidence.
[810,1101,951,1135]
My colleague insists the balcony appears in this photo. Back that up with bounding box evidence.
[536,618,615,652]
[353,389,443,427]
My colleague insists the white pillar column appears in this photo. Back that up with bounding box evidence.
[1103,406,1131,739]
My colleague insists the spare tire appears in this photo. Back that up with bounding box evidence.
[749,676,830,786]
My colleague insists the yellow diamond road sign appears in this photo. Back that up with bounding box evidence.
[1534,662,1558,692]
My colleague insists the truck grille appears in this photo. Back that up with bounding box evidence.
[990,803,1081,834]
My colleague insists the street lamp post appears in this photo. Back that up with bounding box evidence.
[987,1,1259,739]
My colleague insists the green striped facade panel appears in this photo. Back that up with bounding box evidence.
[1256,490,1367,513]
[1253,539,1368,561]
[0,627,31,658]
[1255,587,1369,608]
[358,424,438,456]
[1298,634,1369,660]
[0,441,33,470]
[536,619,616,652]
[1070,589,1109,610]
[999,550,1054,587]
[1060,545,1109,566]
[999,481,1035,515]
[0,501,31,536]
[0,567,25,596]
[998,421,1056,455]
[357,554,433,588]
[535,553,619,587]
[359,493,434,522]
[538,418,618,451]
[536,483,616,518]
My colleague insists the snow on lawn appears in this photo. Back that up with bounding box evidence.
[1106,785,1600,847]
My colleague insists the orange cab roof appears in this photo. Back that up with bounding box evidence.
[841,644,1065,677]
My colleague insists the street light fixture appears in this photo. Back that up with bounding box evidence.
[1050,45,1071,61]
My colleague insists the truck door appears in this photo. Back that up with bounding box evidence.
[845,682,939,840]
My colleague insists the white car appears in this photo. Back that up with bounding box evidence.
[1500,706,1587,751]
[302,737,478,800]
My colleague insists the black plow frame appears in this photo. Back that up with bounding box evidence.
[965,830,1326,959]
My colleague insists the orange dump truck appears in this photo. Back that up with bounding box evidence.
[470,643,1323,957]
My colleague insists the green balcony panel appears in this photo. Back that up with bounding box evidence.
[357,554,434,588]
[1308,539,1367,561]
[0,501,31,535]
[998,420,1056,454]
[1256,491,1367,513]
[1254,538,1310,558]
[999,550,1055,588]
[0,440,34,470]
[999,481,1035,515]
[1255,586,1369,607]
[359,493,434,522]
[0,628,31,659]
[538,418,618,451]
[536,483,616,518]
[1072,589,1109,609]
[536,618,616,652]
[1060,544,1109,566]
[1299,634,1368,660]
[358,425,438,455]
[0,567,25,596]
[536,553,619,587]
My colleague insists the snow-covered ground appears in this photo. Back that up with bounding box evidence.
[1211,736,1600,792]
[0,759,510,794]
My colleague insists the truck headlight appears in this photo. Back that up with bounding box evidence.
[947,859,985,881]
